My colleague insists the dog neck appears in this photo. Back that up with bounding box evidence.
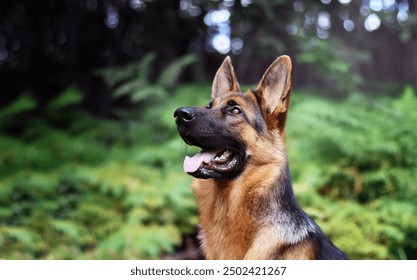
[192,159,318,259]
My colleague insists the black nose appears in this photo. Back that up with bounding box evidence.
[174,107,196,122]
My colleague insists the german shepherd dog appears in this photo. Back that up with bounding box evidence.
[174,56,347,260]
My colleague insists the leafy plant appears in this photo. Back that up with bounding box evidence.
[0,86,198,259]
[96,52,197,103]
[0,94,37,119]
[46,88,84,111]
[296,37,369,95]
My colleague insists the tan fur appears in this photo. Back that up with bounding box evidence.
[243,227,285,259]
[279,238,317,260]
[192,132,290,259]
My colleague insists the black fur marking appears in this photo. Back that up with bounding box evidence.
[313,233,348,260]
[263,163,348,260]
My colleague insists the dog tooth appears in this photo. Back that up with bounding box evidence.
[223,149,231,157]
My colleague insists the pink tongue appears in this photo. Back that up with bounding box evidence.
[183,150,219,173]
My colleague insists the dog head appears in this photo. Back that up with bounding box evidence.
[174,56,292,180]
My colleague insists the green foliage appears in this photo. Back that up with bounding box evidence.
[46,88,83,111]
[0,87,199,259]
[0,94,37,119]
[1,83,417,259]
[96,52,197,103]
[296,38,369,95]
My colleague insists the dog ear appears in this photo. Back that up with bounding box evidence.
[256,55,292,115]
[211,56,241,98]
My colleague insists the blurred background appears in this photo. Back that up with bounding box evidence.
[0,0,416,260]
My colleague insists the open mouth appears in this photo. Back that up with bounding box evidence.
[184,148,239,178]
[174,108,245,179]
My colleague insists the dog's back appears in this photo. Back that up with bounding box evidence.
[174,55,348,260]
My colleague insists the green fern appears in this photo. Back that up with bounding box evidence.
[158,54,197,89]
[46,88,83,111]
[97,52,196,103]
[0,94,37,119]
[95,52,156,88]
[297,38,368,95]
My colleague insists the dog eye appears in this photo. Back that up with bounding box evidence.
[205,101,213,109]
[229,107,241,115]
